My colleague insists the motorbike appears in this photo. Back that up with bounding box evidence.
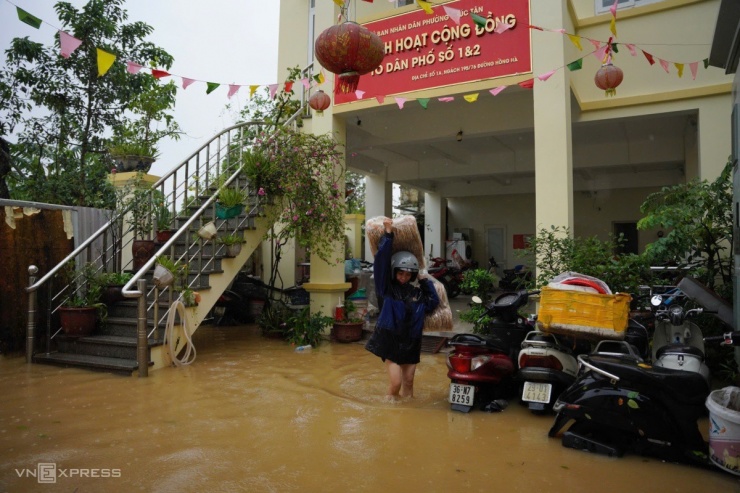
[446,289,538,412]
[428,256,463,299]
[499,263,533,291]
[548,277,732,466]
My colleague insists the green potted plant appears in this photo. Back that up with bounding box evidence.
[217,232,246,257]
[97,271,134,305]
[216,187,247,219]
[153,255,185,289]
[332,299,366,343]
[286,306,334,348]
[154,195,175,243]
[58,262,107,337]
[181,287,200,308]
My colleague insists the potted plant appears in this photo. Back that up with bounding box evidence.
[218,232,246,257]
[181,287,200,308]
[122,176,157,270]
[97,271,134,305]
[58,262,107,338]
[242,148,281,200]
[153,255,185,289]
[216,187,247,219]
[332,299,366,343]
[154,196,175,243]
[286,306,334,348]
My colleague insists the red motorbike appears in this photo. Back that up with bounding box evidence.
[428,256,464,299]
[447,290,538,412]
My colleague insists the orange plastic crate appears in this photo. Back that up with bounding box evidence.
[536,287,631,340]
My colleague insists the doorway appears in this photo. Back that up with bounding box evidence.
[613,222,638,255]
[486,226,506,275]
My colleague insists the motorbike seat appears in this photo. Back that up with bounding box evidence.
[427,266,443,274]
[655,343,705,361]
[589,355,709,406]
[449,333,509,352]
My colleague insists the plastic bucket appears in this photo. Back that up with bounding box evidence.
[706,386,740,476]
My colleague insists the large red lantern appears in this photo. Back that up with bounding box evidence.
[309,90,331,115]
[594,62,623,97]
[314,21,385,94]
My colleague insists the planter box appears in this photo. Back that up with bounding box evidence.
[59,306,97,337]
[216,203,243,219]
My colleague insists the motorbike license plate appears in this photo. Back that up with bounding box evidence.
[521,382,552,404]
[449,383,475,406]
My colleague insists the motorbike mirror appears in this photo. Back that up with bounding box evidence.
[471,296,483,304]
[651,294,663,307]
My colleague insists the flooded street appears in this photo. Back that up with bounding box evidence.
[1,325,739,492]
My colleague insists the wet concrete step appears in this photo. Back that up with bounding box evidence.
[56,334,162,360]
[33,352,140,376]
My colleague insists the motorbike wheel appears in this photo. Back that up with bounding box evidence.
[446,281,461,299]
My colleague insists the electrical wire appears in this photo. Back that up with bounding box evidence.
[164,299,196,367]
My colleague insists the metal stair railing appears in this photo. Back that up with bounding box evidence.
[25,62,317,376]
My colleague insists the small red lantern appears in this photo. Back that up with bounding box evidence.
[308,90,331,115]
[594,62,623,97]
[314,21,385,94]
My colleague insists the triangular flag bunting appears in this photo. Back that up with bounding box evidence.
[463,93,479,103]
[642,50,655,65]
[444,6,461,24]
[538,70,556,82]
[228,84,240,98]
[126,61,143,74]
[594,44,608,62]
[518,79,534,89]
[494,22,511,34]
[589,39,601,50]
[206,82,220,94]
[418,98,430,109]
[355,90,365,99]
[703,58,709,69]
[625,43,637,56]
[675,63,684,78]
[395,97,406,109]
[332,0,345,6]
[301,78,310,89]
[182,77,195,89]
[611,43,619,53]
[689,61,699,80]
[567,35,582,50]
[96,48,116,77]
[59,31,82,58]
[659,58,670,73]
[610,0,619,17]
[284,81,294,93]
[16,7,41,29]
[151,69,170,80]
[249,85,259,98]
[609,17,617,37]
[417,0,434,14]
[313,72,325,84]
[471,13,486,28]
[268,83,278,99]
[567,59,583,71]
[489,86,506,96]
[375,95,385,104]
[438,96,454,102]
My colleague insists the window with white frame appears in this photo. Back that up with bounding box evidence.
[595,0,664,15]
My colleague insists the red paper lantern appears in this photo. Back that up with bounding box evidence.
[594,62,623,97]
[314,21,385,94]
[308,90,331,115]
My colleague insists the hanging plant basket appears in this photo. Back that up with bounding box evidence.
[112,155,156,173]
[216,203,244,219]
[225,243,243,258]
[198,221,218,240]
[153,264,175,288]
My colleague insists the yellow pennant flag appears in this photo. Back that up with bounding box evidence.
[610,18,617,37]
[332,0,345,6]
[567,34,582,51]
[463,93,479,103]
[675,62,684,78]
[417,0,434,14]
[96,48,116,76]
[249,85,259,98]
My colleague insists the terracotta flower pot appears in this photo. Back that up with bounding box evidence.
[332,321,364,343]
[58,306,97,337]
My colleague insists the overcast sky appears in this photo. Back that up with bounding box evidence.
[0,0,281,177]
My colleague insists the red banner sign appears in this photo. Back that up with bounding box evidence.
[334,0,532,105]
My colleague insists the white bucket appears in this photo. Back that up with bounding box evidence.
[198,221,217,240]
[706,386,740,476]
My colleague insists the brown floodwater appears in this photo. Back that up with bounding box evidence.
[1,325,739,492]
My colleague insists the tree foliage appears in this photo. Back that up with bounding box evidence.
[0,0,176,206]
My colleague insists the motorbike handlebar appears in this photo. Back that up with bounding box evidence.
[704,332,740,346]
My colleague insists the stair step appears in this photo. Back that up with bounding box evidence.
[55,333,162,359]
[33,352,140,376]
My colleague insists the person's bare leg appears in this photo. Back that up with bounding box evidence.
[386,360,402,399]
[400,364,417,398]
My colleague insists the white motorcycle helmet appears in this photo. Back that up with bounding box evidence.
[391,251,419,282]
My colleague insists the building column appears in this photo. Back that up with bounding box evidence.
[532,2,573,234]
[364,169,392,262]
[424,191,445,264]
[698,95,732,180]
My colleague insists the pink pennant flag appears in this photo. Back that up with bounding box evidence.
[438,96,454,102]
[689,61,699,80]
[126,61,143,74]
[625,43,637,56]
[555,28,566,34]
[300,78,310,89]
[444,6,461,24]
[228,84,240,99]
[588,39,601,50]
[375,95,385,104]
[659,58,670,73]
[610,0,619,17]
[489,86,507,96]
[593,44,608,62]
[182,77,195,89]
[538,70,556,82]
[495,22,511,34]
[395,97,406,109]
[355,90,365,99]
[59,31,82,58]
[268,83,279,99]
